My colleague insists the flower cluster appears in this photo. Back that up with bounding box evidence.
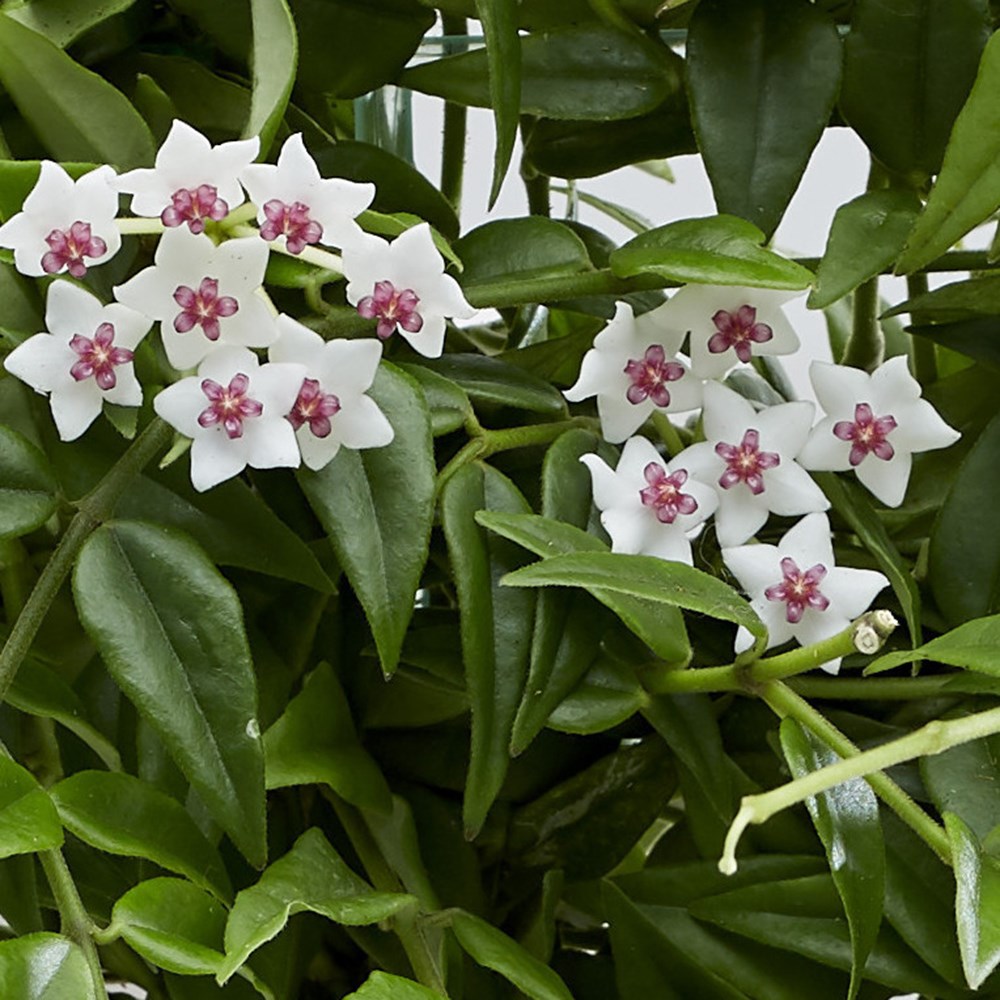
[566,286,960,669]
[0,121,474,490]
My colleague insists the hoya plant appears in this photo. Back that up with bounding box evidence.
[1,0,1000,998]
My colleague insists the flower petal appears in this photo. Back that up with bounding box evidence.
[855,447,912,507]
[49,380,103,441]
[332,394,394,451]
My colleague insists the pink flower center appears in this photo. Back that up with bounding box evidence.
[708,305,773,363]
[161,185,228,234]
[287,378,341,438]
[623,345,686,407]
[833,403,898,467]
[197,373,263,440]
[715,428,780,495]
[639,463,698,524]
[173,277,239,342]
[357,281,424,340]
[764,556,830,624]
[42,221,107,278]
[260,199,323,254]
[68,322,133,390]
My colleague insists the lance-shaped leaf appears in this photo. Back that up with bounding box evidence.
[6,0,138,48]
[219,828,416,983]
[0,934,95,1000]
[50,771,232,902]
[0,425,58,540]
[73,521,266,867]
[0,757,62,860]
[780,719,884,1000]
[610,216,814,290]
[687,0,842,238]
[299,363,435,676]
[245,0,296,155]
[866,613,1000,675]
[923,733,1000,844]
[440,463,535,837]
[345,972,446,1000]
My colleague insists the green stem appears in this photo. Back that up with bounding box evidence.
[841,275,883,370]
[39,850,109,1000]
[440,15,468,210]
[906,272,937,386]
[228,223,344,274]
[0,419,172,705]
[525,173,551,218]
[788,674,962,700]
[115,217,164,236]
[652,412,685,458]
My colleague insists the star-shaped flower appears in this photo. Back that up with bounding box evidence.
[723,512,889,673]
[564,301,703,443]
[114,228,276,371]
[240,133,374,253]
[0,162,120,278]
[647,284,802,380]
[797,357,961,507]
[153,346,305,492]
[116,120,259,233]
[4,281,150,441]
[267,315,394,471]
[580,435,718,565]
[677,381,828,547]
[342,223,475,358]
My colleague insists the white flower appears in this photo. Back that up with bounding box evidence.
[723,512,889,673]
[114,228,276,371]
[564,301,703,443]
[677,382,828,547]
[4,281,150,441]
[240,133,374,253]
[268,315,394,471]
[116,120,259,233]
[342,223,475,358]
[153,346,305,492]
[797,357,961,507]
[580,436,718,565]
[0,162,120,278]
[647,284,801,380]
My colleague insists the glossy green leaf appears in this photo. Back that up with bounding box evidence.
[344,972,446,1000]
[0,261,41,330]
[440,463,535,837]
[396,364,471,436]
[867,614,1000,675]
[610,216,815,290]
[923,732,1000,843]
[219,828,415,982]
[884,274,1000,323]
[688,0,842,238]
[0,934,95,1000]
[475,511,690,665]
[840,0,989,179]
[0,425,58,540]
[50,771,232,902]
[73,521,266,867]
[0,756,62,859]
[263,662,392,813]
[400,25,680,121]
[897,29,1000,273]
[808,190,922,309]
[501,550,766,642]
[450,910,573,1000]
[6,0,137,47]
[945,811,1000,989]
[0,13,154,168]
[547,656,648,734]
[928,410,1000,624]
[780,719,884,1000]
[245,0,296,155]
[417,355,566,415]
[298,363,434,675]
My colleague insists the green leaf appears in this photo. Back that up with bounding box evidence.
[219,828,415,982]
[687,0,841,238]
[450,910,573,1000]
[840,0,989,179]
[610,216,815,290]
[0,934,95,1000]
[263,662,392,813]
[344,972,446,1000]
[6,0,138,48]
[500,550,766,642]
[923,732,1000,843]
[400,25,681,121]
[475,0,520,207]
[897,29,1000,273]
[298,363,434,676]
[807,190,922,309]
[50,771,232,902]
[417,355,566,415]
[245,0,296,155]
[396,364,471,436]
[73,521,266,867]
[779,720,884,1000]
[0,13,154,168]
[0,425,58,540]
[0,756,62,859]
[884,274,1000,323]
[945,811,1000,989]
[440,463,535,838]
[867,614,1000,674]
[546,656,648,735]
[0,160,95,219]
